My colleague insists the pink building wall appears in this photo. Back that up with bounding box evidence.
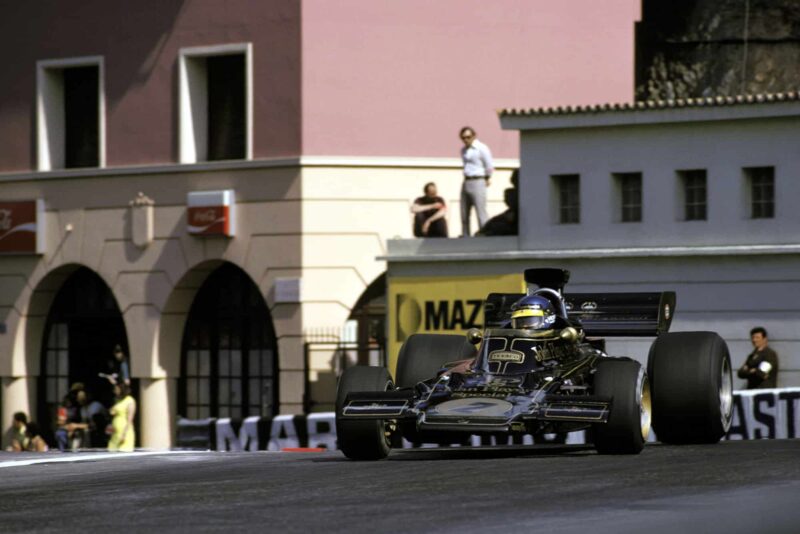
[0,0,639,171]
[301,0,640,159]
[0,0,301,171]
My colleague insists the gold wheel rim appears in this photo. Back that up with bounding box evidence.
[640,374,652,440]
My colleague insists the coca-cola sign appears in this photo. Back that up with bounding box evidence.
[0,200,45,254]
[187,190,235,236]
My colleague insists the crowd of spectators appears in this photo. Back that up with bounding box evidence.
[4,344,137,453]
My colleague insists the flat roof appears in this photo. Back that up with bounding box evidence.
[380,238,800,263]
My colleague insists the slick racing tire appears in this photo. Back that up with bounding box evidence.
[592,359,651,455]
[335,366,394,460]
[647,331,733,444]
[395,334,477,388]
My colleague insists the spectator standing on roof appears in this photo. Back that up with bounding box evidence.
[459,126,494,236]
[411,182,448,237]
[737,326,779,389]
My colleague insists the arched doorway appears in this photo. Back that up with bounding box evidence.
[179,263,278,419]
[38,267,128,442]
[349,272,386,366]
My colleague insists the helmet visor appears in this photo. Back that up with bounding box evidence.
[513,314,547,329]
[511,308,549,330]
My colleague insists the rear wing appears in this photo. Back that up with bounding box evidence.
[484,291,675,337]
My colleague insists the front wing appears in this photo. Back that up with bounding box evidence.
[340,390,611,433]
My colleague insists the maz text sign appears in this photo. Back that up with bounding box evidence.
[387,274,523,375]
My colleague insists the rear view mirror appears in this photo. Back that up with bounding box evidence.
[559,326,580,343]
[466,328,483,345]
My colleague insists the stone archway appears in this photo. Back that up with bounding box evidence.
[172,262,279,419]
[36,266,128,445]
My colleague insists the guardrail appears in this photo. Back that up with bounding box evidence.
[177,387,800,451]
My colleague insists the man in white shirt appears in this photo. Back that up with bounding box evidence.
[459,126,494,236]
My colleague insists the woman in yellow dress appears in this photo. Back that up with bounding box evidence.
[108,383,136,452]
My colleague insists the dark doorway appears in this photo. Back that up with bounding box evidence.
[179,264,278,419]
[38,267,128,443]
[349,273,387,366]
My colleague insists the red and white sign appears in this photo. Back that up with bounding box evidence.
[0,199,45,254]
[187,190,236,236]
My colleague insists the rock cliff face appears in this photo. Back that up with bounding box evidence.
[635,0,800,100]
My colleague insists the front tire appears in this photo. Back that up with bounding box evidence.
[395,334,477,388]
[592,359,650,455]
[335,366,394,460]
[647,331,733,444]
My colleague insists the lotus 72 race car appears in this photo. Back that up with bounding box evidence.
[335,268,734,459]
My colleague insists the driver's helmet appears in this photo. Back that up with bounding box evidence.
[510,295,557,330]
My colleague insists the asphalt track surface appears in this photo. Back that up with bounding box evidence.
[0,440,798,533]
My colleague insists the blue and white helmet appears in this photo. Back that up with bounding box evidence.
[510,295,557,330]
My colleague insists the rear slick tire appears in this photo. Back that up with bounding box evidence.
[592,359,650,455]
[647,331,733,444]
[335,366,394,460]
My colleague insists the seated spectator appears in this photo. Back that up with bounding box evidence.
[6,412,30,452]
[477,169,518,236]
[411,182,448,237]
[77,388,110,448]
[55,383,88,451]
[25,422,49,452]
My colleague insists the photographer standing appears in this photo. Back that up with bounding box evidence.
[738,327,779,389]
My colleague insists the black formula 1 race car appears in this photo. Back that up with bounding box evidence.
[336,268,734,459]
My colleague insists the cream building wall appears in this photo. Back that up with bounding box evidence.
[298,160,515,409]
[0,158,514,447]
[0,162,304,448]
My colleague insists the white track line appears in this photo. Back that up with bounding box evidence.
[0,450,208,469]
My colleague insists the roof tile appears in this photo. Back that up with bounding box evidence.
[498,91,800,117]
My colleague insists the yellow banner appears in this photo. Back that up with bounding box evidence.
[387,273,524,375]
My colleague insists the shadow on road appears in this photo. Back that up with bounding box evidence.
[315,443,596,462]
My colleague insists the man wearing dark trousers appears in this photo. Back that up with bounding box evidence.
[738,326,779,389]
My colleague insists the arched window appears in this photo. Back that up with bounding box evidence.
[180,264,278,419]
[39,267,128,442]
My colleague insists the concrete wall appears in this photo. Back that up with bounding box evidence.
[516,115,800,251]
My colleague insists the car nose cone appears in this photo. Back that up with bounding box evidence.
[430,398,513,417]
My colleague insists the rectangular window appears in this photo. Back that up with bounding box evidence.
[37,57,105,170]
[554,174,580,224]
[179,44,252,163]
[615,172,642,222]
[747,167,775,219]
[207,55,246,161]
[680,170,707,221]
[63,66,99,168]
